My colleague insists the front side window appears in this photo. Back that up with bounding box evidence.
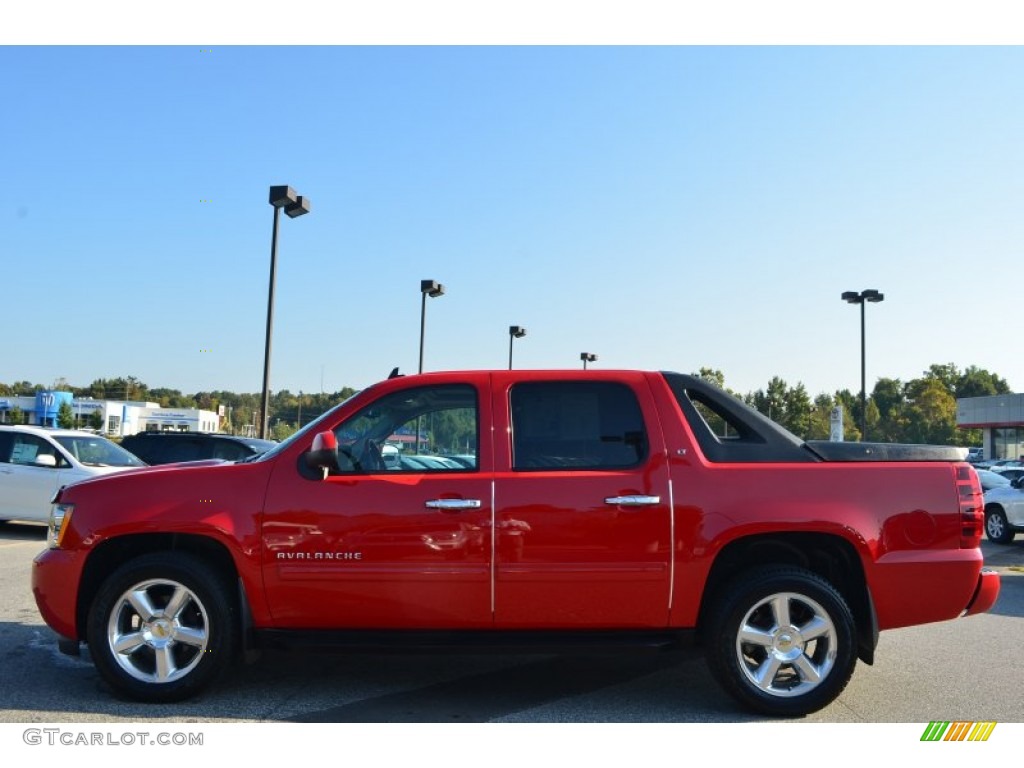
[510,382,648,470]
[331,385,478,474]
[53,436,145,467]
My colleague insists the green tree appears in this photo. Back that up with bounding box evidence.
[7,406,24,425]
[904,379,958,445]
[271,421,296,441]
[806,393,835,440]
[956,366,1010,399]
[694,367,726,389]
[57,400,75,429]
[88,376,148,401]
[871,378,904,422]
[782,382,812,437]
[922,363,960,396]
[864,398,881,439]
[425,407,477,454]
[150,388,191,408]
[89,409,104,431]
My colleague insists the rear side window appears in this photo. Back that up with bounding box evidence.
[510,382,647,470]
[125,436,203,464]
[211,440,250,461]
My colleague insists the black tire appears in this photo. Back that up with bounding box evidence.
[86,552,237,702]
[985,506,1015,544]
[704,566,857,717]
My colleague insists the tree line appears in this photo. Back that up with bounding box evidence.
[0,362,1010,445]
[695,362,1008,446]
[0,377,357,441]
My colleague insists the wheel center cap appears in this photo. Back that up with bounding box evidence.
[772,627,804,659]
[148,619,173,641]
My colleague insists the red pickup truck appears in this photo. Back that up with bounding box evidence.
[32,370,1000,716]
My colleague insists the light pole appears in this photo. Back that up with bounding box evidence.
[581,352,597,370]
[418,279,445,374]
[508,326,527,369]
[841,289,884,440]
[261,185,311,440]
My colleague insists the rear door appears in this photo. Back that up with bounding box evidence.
[491,372,672,628]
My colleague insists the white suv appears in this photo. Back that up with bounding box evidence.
[0,425,145,523]
[982,478,1024,544]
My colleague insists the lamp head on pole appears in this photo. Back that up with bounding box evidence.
[509,325,527,339]
[285,196,311,218]
[842,289,884,304]
[269,186,297,208]
[421,279,445,298]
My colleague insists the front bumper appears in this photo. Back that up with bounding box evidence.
[32,548,85,641]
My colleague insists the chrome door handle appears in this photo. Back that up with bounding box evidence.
[605,495,661,506]
[425,499,482,511]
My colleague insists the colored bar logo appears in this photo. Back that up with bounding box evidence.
[921,722,997,741]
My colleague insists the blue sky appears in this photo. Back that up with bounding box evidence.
[2,45,1022,397]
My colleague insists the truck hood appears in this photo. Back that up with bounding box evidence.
[55,459,232,498]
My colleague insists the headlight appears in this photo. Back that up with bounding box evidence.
[48,504,74,549]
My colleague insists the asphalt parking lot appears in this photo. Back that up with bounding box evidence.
[1,521,1022,723]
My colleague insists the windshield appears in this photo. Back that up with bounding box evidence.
[252,389,365,463]
[55,435,147,467]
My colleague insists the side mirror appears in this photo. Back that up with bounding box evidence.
[305,431,340,477]
[33,454,57,468]
[1013,476,1024,489]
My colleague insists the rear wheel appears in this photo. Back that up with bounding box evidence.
[985,507,1014,544]
[705,566,857,717]
[87,552,237,702]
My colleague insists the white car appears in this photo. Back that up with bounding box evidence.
[0,425,145,523]
[982,479,1024,544]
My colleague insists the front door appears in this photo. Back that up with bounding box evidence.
[261,379,494,629]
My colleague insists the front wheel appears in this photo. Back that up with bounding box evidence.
[704,566,857,717]
[985,507,1015,544]
[86,552,237,702]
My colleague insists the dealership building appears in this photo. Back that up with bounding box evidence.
[957,393,1024,460]
[0,391,219,437]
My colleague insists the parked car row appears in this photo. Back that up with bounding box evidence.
[981,472,1024,544]
[0,426,277,524]
[0,426,145,523]
[971,457,1024,471]
[119,431,276,465]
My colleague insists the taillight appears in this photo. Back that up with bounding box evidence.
[955,464,983,548]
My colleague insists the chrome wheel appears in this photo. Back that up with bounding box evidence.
[107,578,210,684]
[734,591,837,698]
[88,552,236,701]
[706,566,856,716]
